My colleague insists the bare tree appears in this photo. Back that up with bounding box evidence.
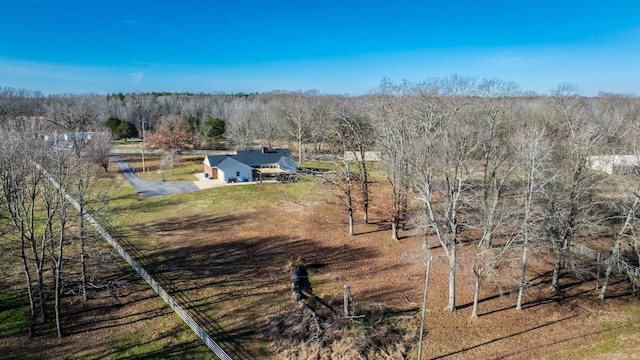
[45,95,102,148]
[254,102,284,149]
[225,98,258,149]
[467,80,520,317]
[42,145,76,337]
[598,116,640,300]
[598,195,639,300]
[86,129,113,172]
[547,84,607,292]
[1,94,112,338]
[410,75,478,312]
[127,93,161,137]
[0,87,24,122]
[334,105,374,224]
[413,123,478,312]
[374,78,413,241]
[45,96,106,302]
[322,154,358,236]
[513,127,552,309]
[476,79,520,248]
[69,155,101,302]
[309,96,337,154]
[283,94,313,161]
[0,124,48,336]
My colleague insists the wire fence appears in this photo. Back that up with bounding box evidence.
[569,242,640,277]
[36,162,233,360]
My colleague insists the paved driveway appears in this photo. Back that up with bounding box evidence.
[110,156,199,198]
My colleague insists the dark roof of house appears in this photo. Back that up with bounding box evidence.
[233,149,292,166]
[204,148,296,170]
[216,156,253,172]
[204,154,228,167]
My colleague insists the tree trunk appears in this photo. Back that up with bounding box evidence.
[551,252,561,292]
[447,248,456,312]
[28,188,49,325]
[471,272,481,317]
[417,256,433,360]
[391,171,400,241]
[80,205,87,301]
[55,217,65,338]
[517,198,531,309]
[359,147,369,224]
[297,132,303,163]
[30,233,48,324]
[599,197,637,300]
[516,236,528,310]
[598,256,615,301]
[551,236,569,292]
[21,238,36,337]
[35,260,48,324]
[391,219,399,242]
[348,207,354,236]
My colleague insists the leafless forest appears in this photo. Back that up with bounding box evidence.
[2,77,640,356]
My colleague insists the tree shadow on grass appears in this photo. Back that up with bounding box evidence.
[455,270,556,314]
[431,314,578,359]
[458,267,635,318]
[89,325,207,360]
[64,287,171,336]
[354,221,391,236]
[87,212,380,359]
[499,324,631,359]
[138,236,380,359]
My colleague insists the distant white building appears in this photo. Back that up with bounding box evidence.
[44,131,97,147]
[343,151,382,162]
[588,155,640,175]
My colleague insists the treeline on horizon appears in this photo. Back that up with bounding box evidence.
[1,76,639,154]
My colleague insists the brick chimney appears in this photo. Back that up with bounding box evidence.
[262,146,268,153]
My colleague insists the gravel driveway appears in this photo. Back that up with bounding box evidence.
[110,156,199,198]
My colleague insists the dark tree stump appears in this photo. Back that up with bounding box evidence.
[290,262,312,300]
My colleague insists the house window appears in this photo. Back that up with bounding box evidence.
[236,171,240,177]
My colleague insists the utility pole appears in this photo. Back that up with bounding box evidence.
[418,255,436,360]
[141,117,146,175]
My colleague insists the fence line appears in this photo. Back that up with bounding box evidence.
[569,242,640,277]
[36,163,232,360]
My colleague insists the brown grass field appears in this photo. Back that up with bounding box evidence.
[2,154,640,359]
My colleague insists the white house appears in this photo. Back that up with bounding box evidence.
[203,147,297,182]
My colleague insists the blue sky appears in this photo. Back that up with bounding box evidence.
[1,0,639,96]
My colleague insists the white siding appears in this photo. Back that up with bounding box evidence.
[217,157,253,182]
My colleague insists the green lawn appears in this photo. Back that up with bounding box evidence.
[0,291,28,337]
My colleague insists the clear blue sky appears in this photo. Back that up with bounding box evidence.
[1,0,639,96]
